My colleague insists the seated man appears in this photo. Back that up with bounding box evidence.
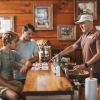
[15,24,39,82]
[0,31,32,100]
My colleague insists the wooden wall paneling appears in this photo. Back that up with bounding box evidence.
[16,25,57,37]
[0,0,78,50]
[0,39,3,47]
[0,0,98,63]
[15,14,34,26]
[50,40,74,50]
[0,1,33,14]
[54,0,74,14]
[54,14,74,25]
[32,31,57,38]
[0,0,99,56]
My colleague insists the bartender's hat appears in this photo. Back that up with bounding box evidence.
[75,14,93,24]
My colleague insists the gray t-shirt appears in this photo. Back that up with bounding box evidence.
[15,39,39,79]
[74,30,100,73]
[16,39,38,59]
[0,49,22,80]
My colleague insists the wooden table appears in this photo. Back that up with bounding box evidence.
[23,63,74,100]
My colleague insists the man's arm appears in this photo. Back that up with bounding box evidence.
[49,44,78,62]
[86,49,100,66]
[15,53,39,72]
[82,32,100,68]
[29,53,39,63]
[12,62,21,71]
[73,50,100,70]
[86,32,100,66]
[59,44,78,57]
[19,59,32,73]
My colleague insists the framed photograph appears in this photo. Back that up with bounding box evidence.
[0,16,14,35]
[96,26,100,30]
[57,25,76,40]
[74,0,97,20]
[34,4,53,30]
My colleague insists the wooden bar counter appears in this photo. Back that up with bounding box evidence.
[23,63,74,99]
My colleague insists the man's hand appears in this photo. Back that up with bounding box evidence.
[68,64,86,75]
[49,54,59,62]
[20,66,28,73]
[73,64,85,70]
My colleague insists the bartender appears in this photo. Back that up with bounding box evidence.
[50,14,100,83]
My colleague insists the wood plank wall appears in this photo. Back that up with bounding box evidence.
[0,0,100,51]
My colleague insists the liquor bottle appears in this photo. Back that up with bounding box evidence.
[55,55,61,76]
[44,46,49,62]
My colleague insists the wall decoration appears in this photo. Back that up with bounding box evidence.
[57,25,76,40]
[34,4,53,30]
[0,16,14,35]
[74,0,97,20]
[96,26,100,30]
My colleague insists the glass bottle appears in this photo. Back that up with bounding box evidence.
[55,55,61,76]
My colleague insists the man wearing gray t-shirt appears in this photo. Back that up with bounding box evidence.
[15,24,39,81]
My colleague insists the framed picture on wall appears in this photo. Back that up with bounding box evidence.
[0,15,14,36]
[96,26,100,30]
[74,0,97,20]
[57,25,76,40]
[34,4,53,30]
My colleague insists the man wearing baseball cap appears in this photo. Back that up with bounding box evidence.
[50,14,100,83]
[75,14,93,24]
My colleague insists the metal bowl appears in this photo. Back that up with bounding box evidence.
[61,63,89,82]
[68,69,89,82]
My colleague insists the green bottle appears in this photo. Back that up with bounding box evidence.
[55,54,61,76]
